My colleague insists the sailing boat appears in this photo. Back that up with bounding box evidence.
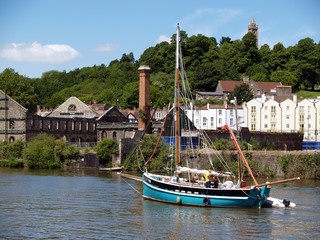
[124,24,299,208]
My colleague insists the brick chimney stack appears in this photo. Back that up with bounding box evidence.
[138,65,151,133]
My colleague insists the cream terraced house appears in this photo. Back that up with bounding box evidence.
[244,97,320,141]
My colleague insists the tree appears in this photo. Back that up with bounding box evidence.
[0,68,38,112]
[95,139,118,166]
[228,83,253,105]
[219,36,232,46]
[190,62,225,92]
[271,70,298,89]
[294,38,320,90]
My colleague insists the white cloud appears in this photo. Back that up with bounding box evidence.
[95,43,119,52]
[0,42,79,63]
[156,35,170,44]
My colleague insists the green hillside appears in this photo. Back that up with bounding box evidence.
[0,31,319,113]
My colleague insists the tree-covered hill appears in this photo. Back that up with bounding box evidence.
[1,31,319,113]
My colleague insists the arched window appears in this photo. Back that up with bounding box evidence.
[9,136,15,142]
[68,104,77,111]
[102,130,107,139]
[112,132,117,140]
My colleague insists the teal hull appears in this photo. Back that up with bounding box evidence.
[143,180,269,208]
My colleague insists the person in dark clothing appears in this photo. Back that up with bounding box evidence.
[212,176,219,188]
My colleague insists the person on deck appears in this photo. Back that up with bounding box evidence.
[205,170,212,188]
[223,177,234,189]
[212,176,219,188]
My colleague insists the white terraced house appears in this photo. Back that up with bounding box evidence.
[185,103,244,131]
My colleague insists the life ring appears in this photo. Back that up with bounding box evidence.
[203,197,210,206]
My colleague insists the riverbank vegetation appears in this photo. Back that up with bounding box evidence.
[123,134,170,172]
[280,153,320,179]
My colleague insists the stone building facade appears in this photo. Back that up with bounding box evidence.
[0,90,28,142]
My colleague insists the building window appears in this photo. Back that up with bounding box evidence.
[9,136,15,142]
[9,119,15,129]
[308,106,311,111]
[30,119,35,127]
[230,118,233,126]
[299,115,304,123]
[271,106,276,114]
[79,122,82,131]
[219,110,222,115]
[251,106,256,113]
[196,119,199,126]
[48,120,52,130]
[264,124,268,128]
[230,110,233,117]
[72,121,75,131]
[196,110,199,116]
[218,118,222,125]
[57,120,60,130]
[299,124,304,131]
[86,122,89,131]
[286,106,290,111]
[203,117,207,127]
[210,117,214,127]
[286,115,290,119]
[286,124,290,129]
[113,132,117,140]
[265,115,268,119]
[264,106,268,111]
[40,120,43,129]
[251,124,256,131]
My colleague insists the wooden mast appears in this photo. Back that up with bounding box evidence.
[175,24,180,168]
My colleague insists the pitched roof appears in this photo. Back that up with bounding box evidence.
[219,81,244,92]
[255,82,281,93]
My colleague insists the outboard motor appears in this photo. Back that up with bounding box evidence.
[283,199,290,207]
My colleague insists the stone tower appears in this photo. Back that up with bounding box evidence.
[138,65,152,133]
[248,17,258,47]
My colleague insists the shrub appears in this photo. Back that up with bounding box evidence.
[24,133,62,169]
[95,139,118,166]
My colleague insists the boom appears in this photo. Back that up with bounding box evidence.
[221,125,258,186]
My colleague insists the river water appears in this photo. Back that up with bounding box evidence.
[0,168,319,240]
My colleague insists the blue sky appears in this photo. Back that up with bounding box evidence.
[0,0,319,78]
